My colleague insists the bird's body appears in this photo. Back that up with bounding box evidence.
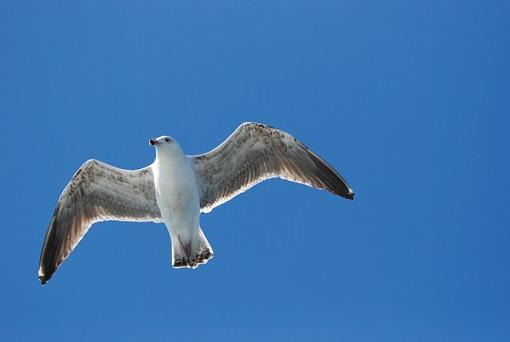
[38,122,354,284]
[152,141,212,268]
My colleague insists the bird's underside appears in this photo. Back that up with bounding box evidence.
[38,122,354,285]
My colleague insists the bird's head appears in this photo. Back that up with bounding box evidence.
[149,135,174,147]
[149,136,182,159]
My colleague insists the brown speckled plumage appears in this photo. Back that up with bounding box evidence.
[192,122,354,213]
[38,160,161,285]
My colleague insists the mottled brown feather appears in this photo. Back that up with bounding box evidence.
[192,122,354,213]
[38,160,161,285]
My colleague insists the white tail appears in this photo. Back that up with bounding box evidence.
[172,228,213,269]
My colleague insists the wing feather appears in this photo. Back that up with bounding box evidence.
[38,159,161,284]
[191,122,354,213]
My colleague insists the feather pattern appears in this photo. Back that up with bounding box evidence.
[38,159,161,285]
[192,122,354,213]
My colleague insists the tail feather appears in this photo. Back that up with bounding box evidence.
[172,228,213,269]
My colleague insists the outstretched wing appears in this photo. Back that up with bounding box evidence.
[191,122,354,213]
[38,159,161,285]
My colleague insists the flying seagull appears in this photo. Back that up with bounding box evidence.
[38,122,354,284]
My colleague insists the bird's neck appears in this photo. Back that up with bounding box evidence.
[154,148,186,169]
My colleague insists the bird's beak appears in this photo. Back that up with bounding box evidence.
[149,138,160,146]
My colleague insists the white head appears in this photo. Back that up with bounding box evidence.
[149,135,183,160]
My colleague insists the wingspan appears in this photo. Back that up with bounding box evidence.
[191,122,354,213]
[38,159,161,285]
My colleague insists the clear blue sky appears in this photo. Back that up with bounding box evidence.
[1,1,509,341]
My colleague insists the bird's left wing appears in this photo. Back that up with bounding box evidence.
[38,159,161,285]
[191,122,354,213]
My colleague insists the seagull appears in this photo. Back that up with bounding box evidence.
[38,122,354,284]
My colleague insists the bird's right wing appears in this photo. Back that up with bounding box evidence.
[191,122,354,213]
[38,159,161,285]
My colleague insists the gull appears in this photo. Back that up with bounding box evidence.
[38,122,354,284]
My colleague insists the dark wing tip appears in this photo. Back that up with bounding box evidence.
[38,252,57,285]
[344,189,355,200]
[38,206,61,286]
[39,271,51,285]
[39,252,55,285]
[304,147,355,200]
[334,184,355,200]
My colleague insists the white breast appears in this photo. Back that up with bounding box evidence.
[152,156,200,226]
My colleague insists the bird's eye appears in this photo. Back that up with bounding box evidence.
[165,137,171,143]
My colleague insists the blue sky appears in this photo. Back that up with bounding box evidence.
[1,0,509,341]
